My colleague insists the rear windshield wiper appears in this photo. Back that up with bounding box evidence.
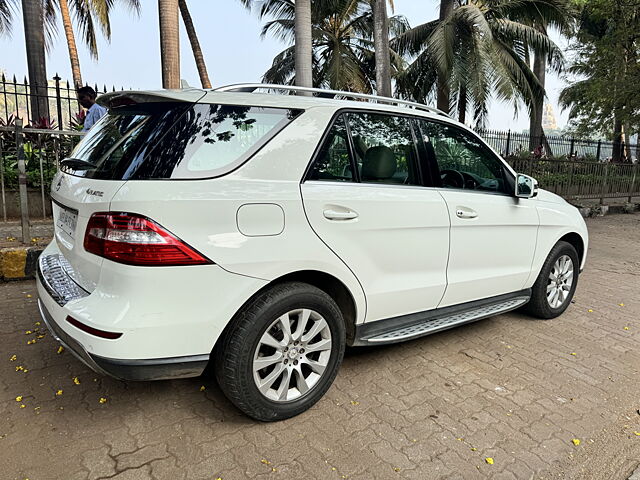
[60,158,97,170]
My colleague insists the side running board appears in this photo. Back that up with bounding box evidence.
[353,291,530,346]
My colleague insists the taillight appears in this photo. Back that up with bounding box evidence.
[84,212,212,266]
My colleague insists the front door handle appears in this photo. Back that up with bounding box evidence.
[456,207,478,219]
[323,209,359,221]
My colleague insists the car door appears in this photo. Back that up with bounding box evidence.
[301,111,450,323]
[417,119,539,308]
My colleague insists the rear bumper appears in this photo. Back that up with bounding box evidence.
[38,299,209,381]
[36,239,268,380]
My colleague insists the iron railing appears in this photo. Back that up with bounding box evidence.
[507,157,639,204]
[0,122,84,239]
[1,73,124,130]
[479,128,639,163]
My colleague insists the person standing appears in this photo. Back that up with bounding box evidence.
[77,86,107,131]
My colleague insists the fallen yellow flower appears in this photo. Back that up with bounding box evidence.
[37,335,45,339]
[572,438,580,446]
[26,294,32,298]
[199,385,205,392]
[587,309,593,313]
[10,355,16,361]
[350,400,360,406]
[15,396,22,402]
[471,447,477,451]
[634,432,640,436]
[485,457,494,465]
[624,326,630,330]
[260,459,271,465]
[73,377,80,385]
[35,322,41,326]
[57,346,64,354]
[55,390,63,396]
[570,352,577,356]
[25,330,32,335]
[19,404,25,409]
[27,339,36,345]
[15,366,23,371]
[99,397,107,404]
[619,303,625,307]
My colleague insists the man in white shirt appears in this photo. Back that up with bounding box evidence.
[78,86,107,131]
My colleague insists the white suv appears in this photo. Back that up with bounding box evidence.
[37,84,588,421]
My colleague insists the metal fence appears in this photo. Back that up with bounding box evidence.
[1,73,123,130]
[0,121,84,240]
[479,129,640,163]
[507,157,639,204]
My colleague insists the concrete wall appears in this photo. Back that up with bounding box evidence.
[0,189,53,219]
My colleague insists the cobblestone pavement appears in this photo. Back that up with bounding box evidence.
[1,214,639,480]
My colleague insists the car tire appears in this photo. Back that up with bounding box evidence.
[214,282,346,421]
[524,241,580,319]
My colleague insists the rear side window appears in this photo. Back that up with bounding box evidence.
[63,103,300,180]
[307,116,354,182]
[308,112,421,186]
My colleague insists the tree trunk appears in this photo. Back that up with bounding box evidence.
[436,0,454,113]
[21,0,49,122]
[528,50,546,152]
[59,0,83,90]
[179,0,211,89]
[158,0,181,89]
[612,114,623,162]
[458,85,467,124]
[373,0,392,97]
[294,0,313,90]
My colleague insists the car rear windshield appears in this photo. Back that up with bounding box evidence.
[62,102,301,180]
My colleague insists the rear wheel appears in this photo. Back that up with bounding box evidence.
[525,241,580,319]
[214,282,345,421]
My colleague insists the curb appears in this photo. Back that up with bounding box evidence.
[576,203,640,218]
[0,246,45,281]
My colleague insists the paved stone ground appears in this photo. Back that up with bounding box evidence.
[0,219,53,248]
[1,214,639,480]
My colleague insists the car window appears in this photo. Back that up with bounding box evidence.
[62,103,300,180]
[307,115,354,182]
[347,112,420,186]
[420,120,509,194]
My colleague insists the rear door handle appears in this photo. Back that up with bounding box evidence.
[323,209,359,221]
[456,207,478,219]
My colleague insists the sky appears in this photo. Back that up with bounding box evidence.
[0,1,569,131]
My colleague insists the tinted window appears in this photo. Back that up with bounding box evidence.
[63,103,299,180]
[347,112,420,186]
[307,116,354,182]
[420,120,509,193]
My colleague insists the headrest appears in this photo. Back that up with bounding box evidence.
[361,145,397,180]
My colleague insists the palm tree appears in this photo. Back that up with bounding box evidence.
[178,0,211,88]
[259,0,407,92]
[396,0,570,127]
[158,0,180,89]
[436,0,454,112]
[372,0,391,97]
[239,0,315,90]
[53,0,141,90]
[294,0,312,88]
[21,0,49,121]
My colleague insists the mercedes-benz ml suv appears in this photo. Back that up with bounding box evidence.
[37,84,588,421]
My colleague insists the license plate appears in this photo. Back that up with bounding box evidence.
[57,207,78,237]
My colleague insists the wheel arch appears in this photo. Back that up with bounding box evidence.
[558,231,585,268]
[211,270,360,360]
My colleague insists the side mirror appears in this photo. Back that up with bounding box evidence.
[515,173,538,198]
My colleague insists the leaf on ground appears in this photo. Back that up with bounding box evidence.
[485,457,494,465]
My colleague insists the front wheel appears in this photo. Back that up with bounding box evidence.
[214,282,346,421]
[524,241,580,319]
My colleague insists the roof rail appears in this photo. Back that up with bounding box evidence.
[213,83,451,118]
